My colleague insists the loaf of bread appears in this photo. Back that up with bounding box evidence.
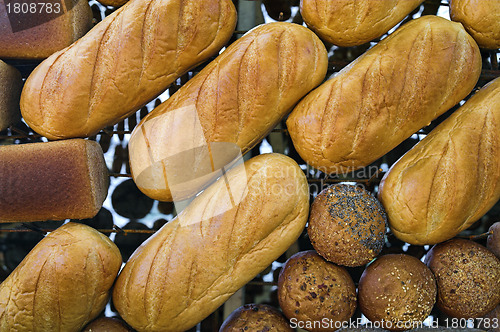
[0,139,109,222]
[129,22,328,202]
[488,222,500,259]
[449,0,500,49]
[308,184,387,267]
[219,304,293,332]
[0,222,122,332]
[97,0,129,7]
[425,239,500,318]
[378,77,500,245]
[0,0,92,59]
[301,0,424,46]
[286,15,482,174]
[277,250,357,332]
[358,254,436,331]
[0,60,22,131]
[82,317,132,332]
[20,0,237,139]
[113,153,310,332]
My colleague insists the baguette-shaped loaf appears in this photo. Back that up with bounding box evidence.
[0,139,108,222]
[301,0,423,46]
[286,16,482,174]
[0,222,122,332]
[0,60,22,131]
[129,22,328,202]
[378,77,500,245]
[0,0,92,59]
[113,153,310,332]
[20,0,237,139]
[450,0,500,49]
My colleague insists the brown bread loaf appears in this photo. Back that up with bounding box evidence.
[425,239,500,318]
[449,0,500,49]
[0,60,22,131]
[82,317,132,332]
[0,222,122,332]
[0,139,109,222]
[277,250,357,332]
[113,153,310,332]
[286,15,481,175]
[0,0,92,59]
[301,0,424,46]
[219,304,293,332]
[358,254,437,331]
[20,0,237,139]
[128,22,328,202]
[378,77,500,245]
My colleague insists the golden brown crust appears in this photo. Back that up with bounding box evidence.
[129,22,328,202]
[220,304,294,332]
[286,15,482,174]
[20,0,237,139]
[301,0,424,46]
[449,0,500,49]
[113,153,310,332]
[308,184,386,267]
[358,254,437,331]
[278,251,357,332]
[0,223,122,332]
[0,139,109,222]
[425,239,500,318]
[0,60,22,131]
[378,77,500,245]
[0,0,92,59]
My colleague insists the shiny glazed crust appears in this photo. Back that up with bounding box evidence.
[449,0,500,49]
[128,22,328,201]
[378,77,500,245]
[113,153,310,332]
[20,0,237,139]
[301,0,424,46]
[286,15,482,174]
[0,223,122,331]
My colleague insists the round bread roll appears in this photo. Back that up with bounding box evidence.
[219,304,294,332]
[358,254,437,331]
[278,250,357,332]
[82,317,132,331]
[308,184,387,267]
[488,222,500,259]
[425,239,500,318]
[449,0,500,49]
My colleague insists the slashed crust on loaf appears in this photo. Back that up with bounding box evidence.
[129,22,328,201]
[301,0,424,46]
[20,0,237,139]
[286,16,482,175]
[379,77,500,245]
[0,223,122,332]
[113,154,310,332]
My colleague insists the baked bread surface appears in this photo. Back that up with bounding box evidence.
[113,153,310,332]
[0,222,122,332]
[20,0,237,139]
[379,77,500,245]
[286,15,481,174]
[129,22,328,201]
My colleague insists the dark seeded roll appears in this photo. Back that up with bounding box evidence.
[425,239,500,318]
[278,250,357,332]
[0,60,22,131]
[219,304,294,332]
[358,254,437,331]
[82,317,132,331]
[308,184,387,267]
[487,222,500,259]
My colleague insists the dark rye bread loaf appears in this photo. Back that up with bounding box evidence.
[0,139,109,222]
[0,0,93,59]
[219,304,293,332]
[0,60,22,131]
